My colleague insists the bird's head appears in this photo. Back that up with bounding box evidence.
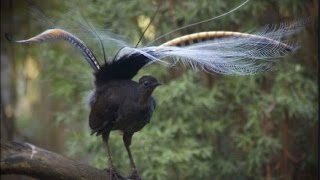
[138,76,161,93]
[137,75,161,104]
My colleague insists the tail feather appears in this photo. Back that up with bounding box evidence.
[12,29,101,71]
[94,52,152,85]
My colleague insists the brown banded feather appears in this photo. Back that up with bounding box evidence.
[160,31,292,51]
[14,29,101,71]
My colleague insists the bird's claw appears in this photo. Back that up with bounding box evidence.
[127,169,142,180]
[105,167,123,180]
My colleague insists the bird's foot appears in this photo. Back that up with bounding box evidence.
[127,169,142,180]
[105,167,123,180]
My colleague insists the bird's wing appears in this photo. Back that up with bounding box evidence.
[151,96,156,110]
[89,91,120,136]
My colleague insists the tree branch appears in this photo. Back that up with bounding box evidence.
[1,141,126,180]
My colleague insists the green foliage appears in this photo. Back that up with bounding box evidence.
[13,0,318,179]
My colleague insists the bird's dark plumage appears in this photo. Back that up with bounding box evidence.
[89,77,158,136]
[88,52,160,179]
[90,53,159,136]
[94,53,152,86]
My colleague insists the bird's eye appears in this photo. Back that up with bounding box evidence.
[143,81,150,87]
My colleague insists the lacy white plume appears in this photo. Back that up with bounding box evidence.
[117,20,307,75]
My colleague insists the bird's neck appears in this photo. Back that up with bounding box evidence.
[137,90,153,105]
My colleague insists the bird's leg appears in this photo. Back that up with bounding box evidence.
[106,141,115,168]
[103,132,121,179]
[123,133,141,180]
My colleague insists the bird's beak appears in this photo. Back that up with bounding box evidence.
[153,82,162,87]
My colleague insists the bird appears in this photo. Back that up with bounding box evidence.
[88,57,161,179]
[8,16,306,179]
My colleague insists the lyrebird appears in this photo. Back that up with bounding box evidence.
[8,4,307,180]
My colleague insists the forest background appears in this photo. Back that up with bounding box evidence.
[1,0,318,179]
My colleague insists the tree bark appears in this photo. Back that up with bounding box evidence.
[1,141,127,180]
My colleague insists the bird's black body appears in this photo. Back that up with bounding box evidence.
[89,53,158,135]
[89,79,156,136]
[88,52,160,179]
